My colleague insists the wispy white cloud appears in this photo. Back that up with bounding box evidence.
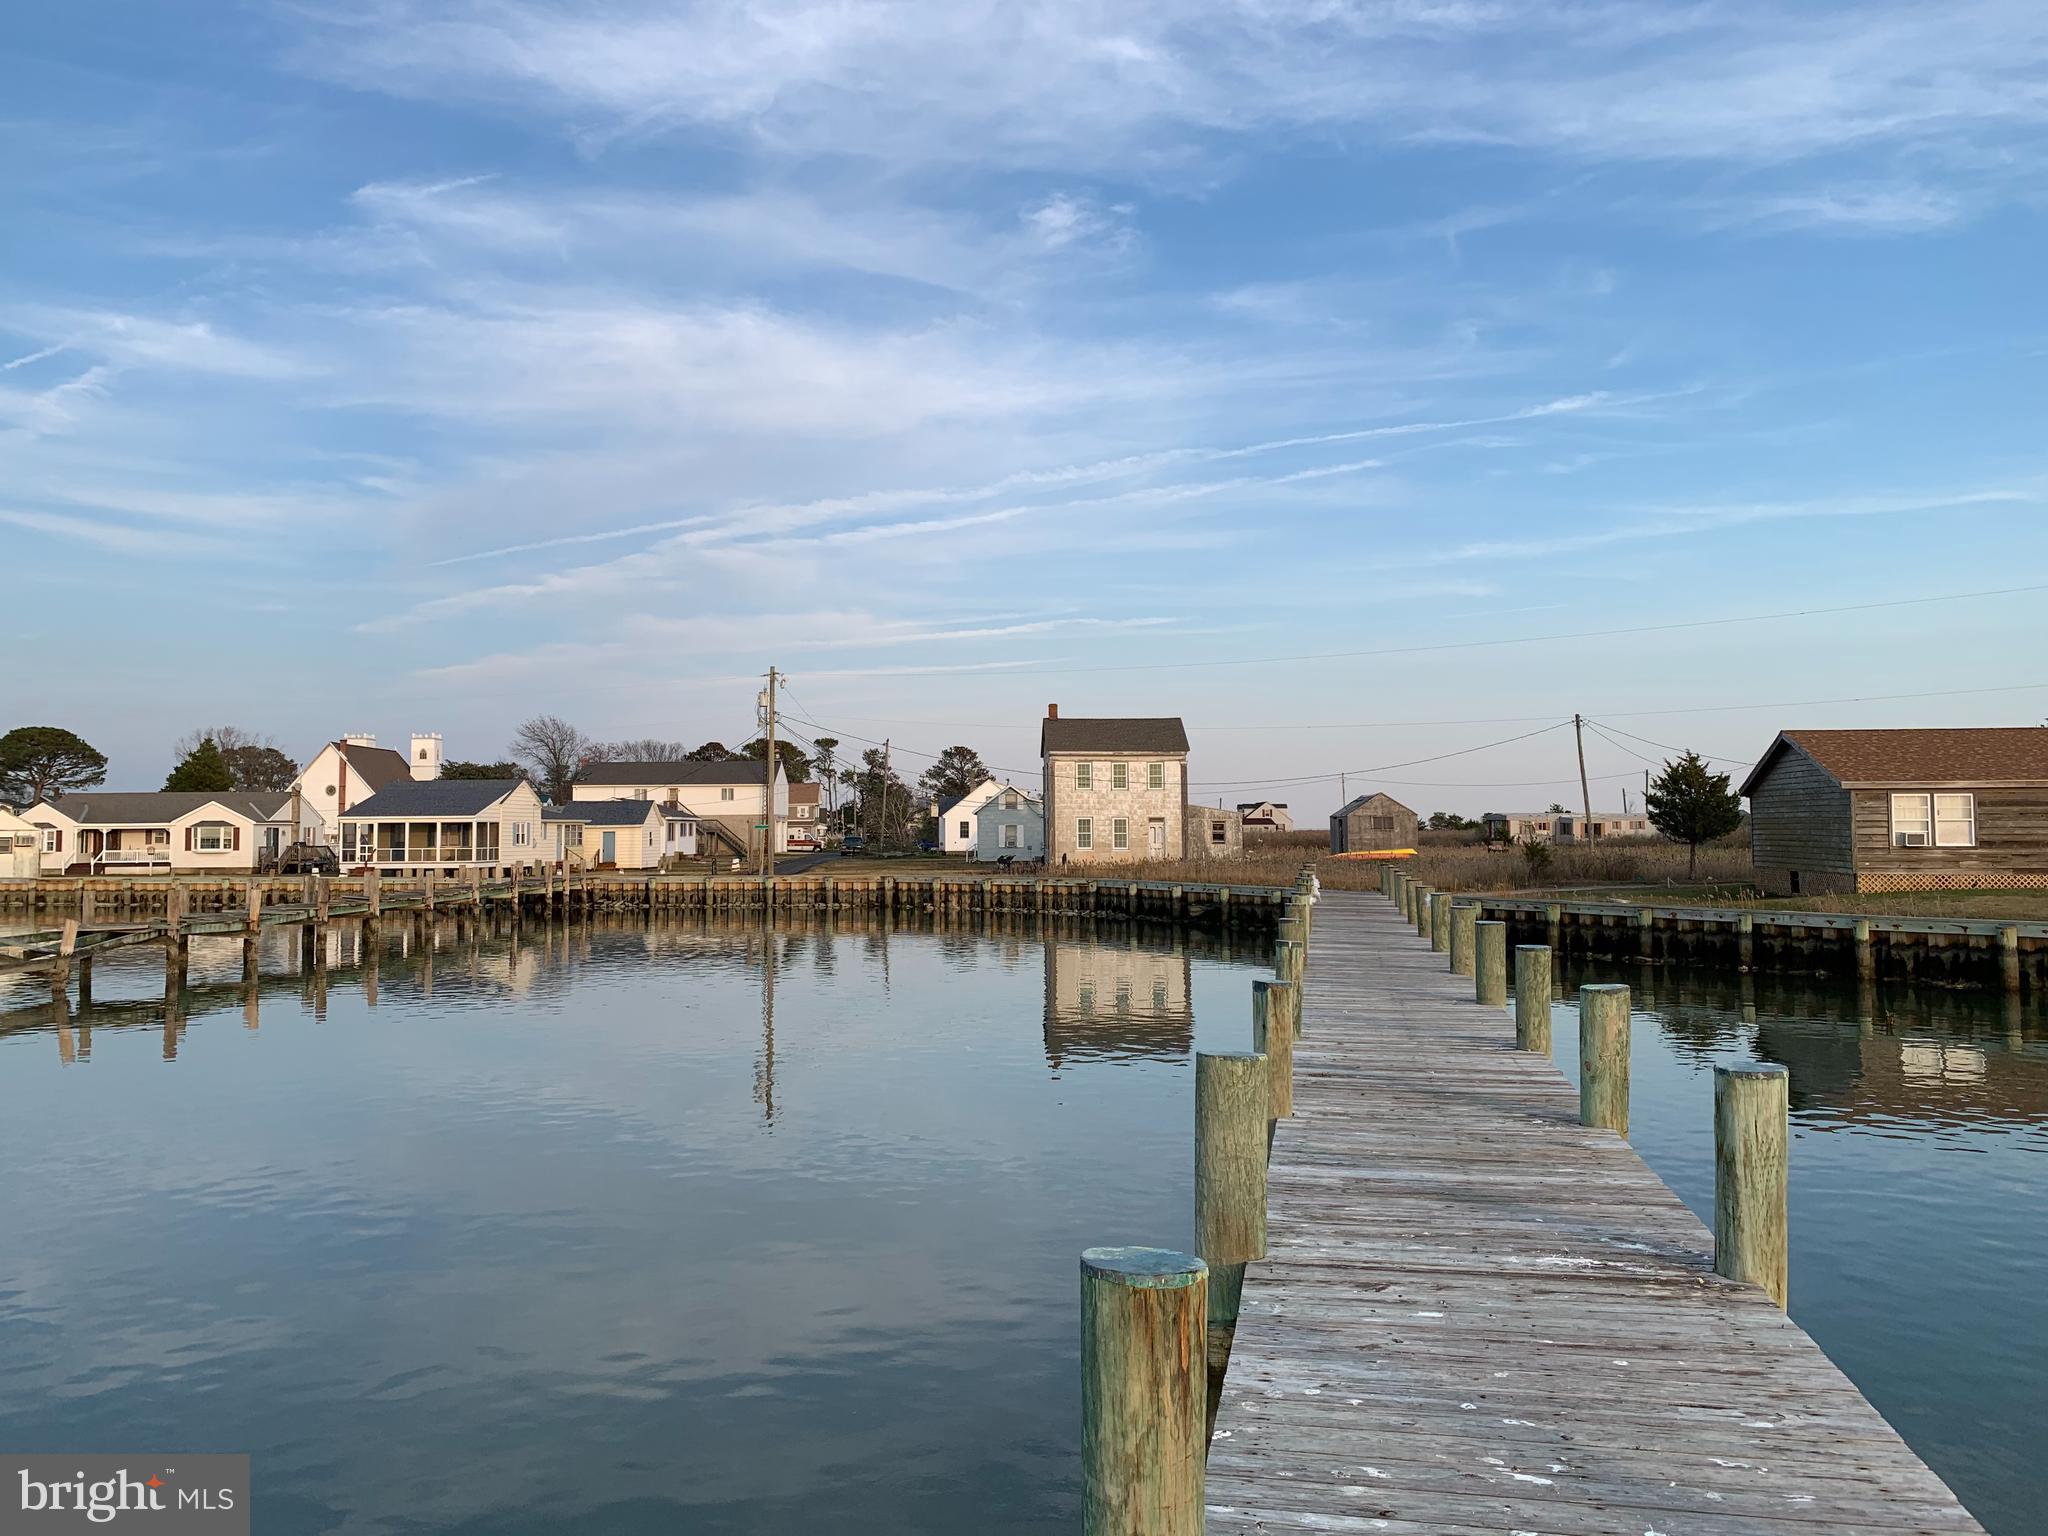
[0,306,313,379]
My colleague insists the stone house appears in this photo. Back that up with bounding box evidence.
[1039,707,1190,867]
[1185,805,1244,860]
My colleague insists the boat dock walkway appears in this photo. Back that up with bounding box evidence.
[1205,889,1983,1534]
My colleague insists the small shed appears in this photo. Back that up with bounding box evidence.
[1184,804,1243,860]
[1740,728,2048,895]
[544,798,667,871]
[0,806,41,877]
[1329,792,1418,854]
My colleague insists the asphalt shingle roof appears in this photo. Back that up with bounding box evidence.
[576,759,773,787]
[340,780,524,818]
[337,743,412,792]
[545,800,664,825]
[40,792,295,825]
[1039,716,1190,756]
[1743,728,2048,795]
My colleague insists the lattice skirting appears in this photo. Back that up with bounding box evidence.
[1856,871,2048,892]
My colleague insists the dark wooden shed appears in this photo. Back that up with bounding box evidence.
[1329,791,1419,854]
[1739,728,2048,895]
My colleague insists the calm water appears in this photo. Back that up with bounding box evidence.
[1554,962,2046,1536]
[0,915,1265,1533]
[2,919,2041,1533]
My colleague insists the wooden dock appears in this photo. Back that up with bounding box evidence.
[1205,890,1984,1534]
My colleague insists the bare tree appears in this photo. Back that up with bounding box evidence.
[595,738,689,762]
[509,715,591,803]
[174,725,297,791]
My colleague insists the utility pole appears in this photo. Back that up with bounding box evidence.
[882,737,893,847]
[1339,771,1347,807]
[761,667,779,879]
[1573,713,1592,829]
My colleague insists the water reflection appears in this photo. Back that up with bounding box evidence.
[1558,961,2046,1535]
[0,911,1264,1535]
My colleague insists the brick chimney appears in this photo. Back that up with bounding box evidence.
[1046,703,1059,719]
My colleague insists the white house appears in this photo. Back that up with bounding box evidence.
[973,784,1044,862]
[337,778,545,877]
[544,798,668,871]
[934,778,1007,855]
[1,805,43,877]
[27,792,301,875]
[292,733,437,847]
[1235,800,1293,833]
[572,759,790,857]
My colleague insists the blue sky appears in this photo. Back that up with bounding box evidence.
[5,1,2046,817]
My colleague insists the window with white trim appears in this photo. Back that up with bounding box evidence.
[1111,762,1128,790]
[1076,818,1093,850]
[720,787,735,801]
[42,828,61,853]
[1147,762,1164,790]
[1075,762,1093,790]
[958,820,971,840]
[1112,817,1129,851]
[194,822,232,852]
[1002,823,1020,849]
[1934,792,1977,847]
[1890,793,1932,847]
[511,821,532,847]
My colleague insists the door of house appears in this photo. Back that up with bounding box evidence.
[601,831,617,864]
[1147,819,1166,855]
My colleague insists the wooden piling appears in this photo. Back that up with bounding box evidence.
[1081,1247,1207,1536]
[1251,980,1296,1126]
[1853,919,1875,982]
[1411,884,1433,938]
[1578,983,1631,1135]
[1473,920,1508,1006]
[1713,1063,1789,1309]
[1449,901,1477,978]
[1274,938,1305,1018]
[1429,891,1450,953]
[1514,944,1552,1052]
[1195,1052,1268,1330]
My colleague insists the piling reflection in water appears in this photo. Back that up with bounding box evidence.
[1558,959,2045,1534]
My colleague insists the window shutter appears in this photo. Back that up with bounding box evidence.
[56,830,64,852]
[184,828,193,851]
[232,826,241,851]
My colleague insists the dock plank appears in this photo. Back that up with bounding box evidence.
[1206,890,1984,1533]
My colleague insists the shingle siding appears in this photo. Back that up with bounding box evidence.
[1746,745,1857,894]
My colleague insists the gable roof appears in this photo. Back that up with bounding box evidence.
[1236,800,1288,812]
[340,779,524,818]
[1740,728,2048,796]
[1333,791,1414,819]
[34,791,295,826]
[575,759,777,787]
[336,742,412,792]
[788,782,820,806]
[543,799,663,826]
[973,782,1041,815]
[1040,716,1190,756]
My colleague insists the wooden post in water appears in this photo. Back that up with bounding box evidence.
[1714,1063,1789,1309]
[1736,910,1755,972]
[1852,919,1875,982]
[1429,891,1450,953]
[1514,945,1552,1052]
[364,868,381,934]
[1195,1052,1268,1331]
[1999,924,2022,993]
[1449,902,1477,978]
[1473,920,1508,1006]
[1274,938,1305,1025]
[1251,980,1295,1137]
[1081,1247,1207,1536]
[1578,983,1631,1134]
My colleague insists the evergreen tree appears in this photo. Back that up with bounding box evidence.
[1645,750,1744,878]
[917,745,991,803]
[164,735,234,792]
[0,726,108,804]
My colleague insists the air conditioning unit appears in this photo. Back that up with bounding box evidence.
[1894,832,1928,847]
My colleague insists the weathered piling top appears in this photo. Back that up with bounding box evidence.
[1205,891,1984,1533]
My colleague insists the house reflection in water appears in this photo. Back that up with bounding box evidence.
[1041,932,1193,1068]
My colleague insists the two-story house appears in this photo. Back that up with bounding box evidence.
[1039,707,1190,866]
[571,759,790,861]
[291,732,438,847]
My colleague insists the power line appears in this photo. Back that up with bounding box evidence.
[791,582,2048,681]
[1584,718,1753,766]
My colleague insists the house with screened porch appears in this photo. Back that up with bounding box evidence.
[336,778,546,878]
[1739,728,2048,895]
